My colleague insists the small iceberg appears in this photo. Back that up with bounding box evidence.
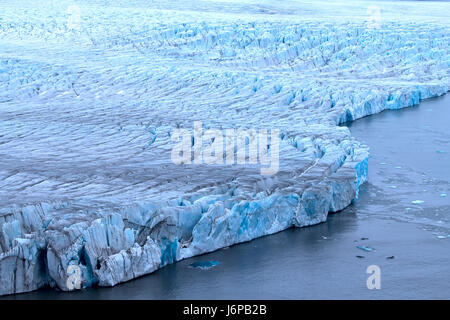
[357,245,373,252]
[189,261,220,270]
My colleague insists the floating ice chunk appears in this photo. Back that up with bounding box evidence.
[357,245,373,252]
[412,200,425,204]
[189,260,219,270]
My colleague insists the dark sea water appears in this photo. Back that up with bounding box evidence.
[4,94,450,300]
[347,93,450,228]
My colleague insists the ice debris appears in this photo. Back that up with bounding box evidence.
[189,261,220,270]
[357,246,374,252]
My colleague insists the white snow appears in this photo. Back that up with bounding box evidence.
[0,0,449,295]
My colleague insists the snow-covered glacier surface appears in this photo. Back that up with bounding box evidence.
[0,0,449,295]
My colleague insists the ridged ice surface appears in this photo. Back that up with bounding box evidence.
[0,0,449,295]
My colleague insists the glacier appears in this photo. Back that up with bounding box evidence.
[0,0,449,295]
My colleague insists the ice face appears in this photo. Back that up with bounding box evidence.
[0,0,449,295]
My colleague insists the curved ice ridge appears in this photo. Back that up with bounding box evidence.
[0,0,449,295]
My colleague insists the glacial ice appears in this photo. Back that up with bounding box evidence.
[0,0,449,295]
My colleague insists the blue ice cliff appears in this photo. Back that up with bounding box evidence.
[0,0,449,295]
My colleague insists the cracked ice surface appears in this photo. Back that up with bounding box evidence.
[0,0,449,295]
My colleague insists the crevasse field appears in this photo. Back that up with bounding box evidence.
[0,0,449,295]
